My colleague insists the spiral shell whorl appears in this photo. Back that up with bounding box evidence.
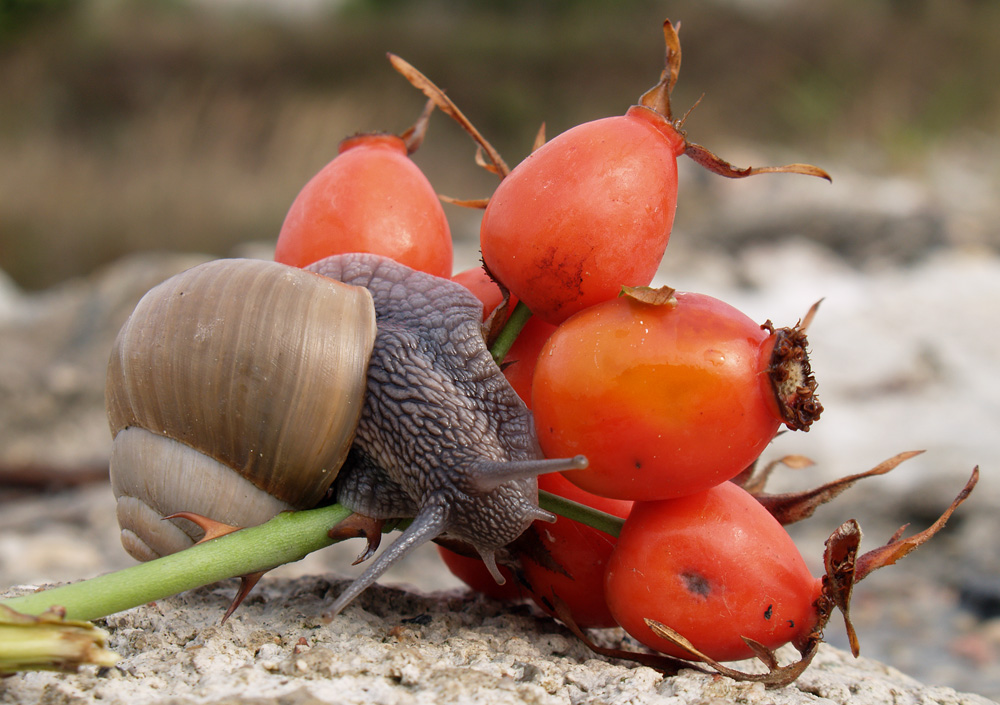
[106,258,376,559]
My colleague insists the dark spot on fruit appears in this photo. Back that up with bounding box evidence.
[681,572,711,597]
[634,460,642,469]
[764,604,773,620]
[787,619,795,628]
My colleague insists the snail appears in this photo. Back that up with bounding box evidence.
[106,252,586,617]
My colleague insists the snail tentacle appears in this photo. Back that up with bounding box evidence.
[326,502,449,617]
[467,454,589,493]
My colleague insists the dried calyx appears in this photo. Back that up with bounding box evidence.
[763,301,823,431]
[640,20,832,182]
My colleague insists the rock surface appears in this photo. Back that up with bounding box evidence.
[1,576,995,705]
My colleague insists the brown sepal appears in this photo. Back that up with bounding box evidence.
[821,520,862,655]
[854,466,979,582]
[754,451,924,525]
[764,303,824,431]
[509,524,571,578]
[387,53,509,179]
[807,465,980,658]
[474,146,501,176]
[432,123,546,210]
[732,452,812,495]
[644,619,819,688]
[684,142,832,182]
[532,123,547,152]
[634,20,829,182]
[399,98,435,155]
[431,535,478,559]
[550,597,703,676]
[638,19,682,120]
[479,259,515,349]
[438,195,490,209]
[620,285,677,307]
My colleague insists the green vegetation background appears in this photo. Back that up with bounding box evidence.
[1,0,996,289]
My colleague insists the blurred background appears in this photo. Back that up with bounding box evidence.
[1,0,999,699]
[2,0,998,288]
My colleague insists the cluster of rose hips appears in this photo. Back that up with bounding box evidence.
[273,20,975,680]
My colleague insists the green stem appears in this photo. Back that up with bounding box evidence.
[539,490,625,538]
[0,489,623,623]
[0,504,352,621]
[489,300,533,365]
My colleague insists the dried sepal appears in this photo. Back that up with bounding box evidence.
[474,145,502,176]
[638,19,682,120]
[803,466,980,659]
[509,525,570,578]
[433,136,500,208]
[754,451,924,525]
[438,195,490,209]
[483,300,511,349]
[635,20,830,183]
[742,637,779,670]
[479,260,515,349]
[550,597,703,675]
[798,298,823,332]
[399,98,435,155]
[821,520,862,656]
[855,466,978,582]
[763,306,823,431]
[620,285,677,307]
[644,619,819,688]
[683,143,832,182]
[734,453,813,496]
[387,53,510,178]
[532,123,547,152]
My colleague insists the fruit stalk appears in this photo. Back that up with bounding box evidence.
[0,504,352,621]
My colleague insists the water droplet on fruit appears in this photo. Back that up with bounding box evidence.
[704,349,725,366]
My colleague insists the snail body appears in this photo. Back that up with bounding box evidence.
[107,253,584,615]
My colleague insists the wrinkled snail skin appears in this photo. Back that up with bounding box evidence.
[307,254,585,616]
[107,253,585,617]
[106,258,376,561]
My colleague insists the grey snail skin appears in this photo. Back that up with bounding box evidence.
[106,252,587,618]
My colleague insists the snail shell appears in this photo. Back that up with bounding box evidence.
[106,258,376,561]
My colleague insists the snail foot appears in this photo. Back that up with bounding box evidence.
[328,513,385,565]
[164,511,243,543]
